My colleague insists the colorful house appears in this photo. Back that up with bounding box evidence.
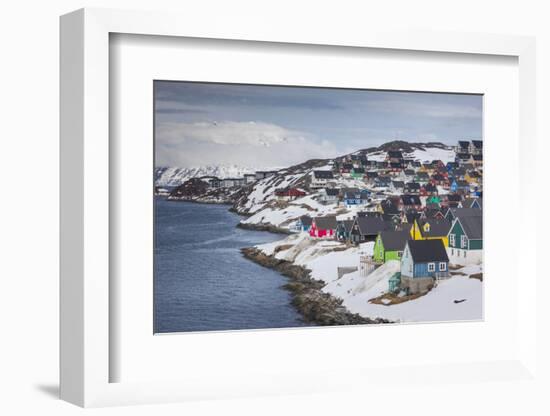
[373,230,410,263]
[336,219,354,242]
[342,188,370,207]
[400,239,450,294]
[274,187,307,201]
[297,215,312,232]
[444,207,482,223]
[309,215,337,238]
[409,219,451,247]
[447,215,483,265]
[350,216,389,244]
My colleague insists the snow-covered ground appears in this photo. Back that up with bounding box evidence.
[404,148,455,164]
[255,235,483,323]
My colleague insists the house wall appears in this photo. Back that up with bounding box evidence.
[373,236,384,263]
[385,250,401,262]
[448,220,464,248]
[447,247,482,266]
[414,261,448,278]
[469,239,483,250]
[401,246,414,277]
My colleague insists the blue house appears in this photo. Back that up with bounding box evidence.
[400,239,450,294]
[343,188,370,208]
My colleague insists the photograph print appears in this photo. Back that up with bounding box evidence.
[154,81,483,333]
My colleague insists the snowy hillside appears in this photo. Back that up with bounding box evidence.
[255,235,483,323]
[366,144,455,164]
[155,165,256,187]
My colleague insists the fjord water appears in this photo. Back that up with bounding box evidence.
[154,198,308,333]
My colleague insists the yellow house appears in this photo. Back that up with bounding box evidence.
[410,219,450,247]
[464,172,482,184]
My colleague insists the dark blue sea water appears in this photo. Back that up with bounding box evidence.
[154,198,308,333]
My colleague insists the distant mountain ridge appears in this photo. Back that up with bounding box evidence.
[156,141,457,187]
[155,165,256,187]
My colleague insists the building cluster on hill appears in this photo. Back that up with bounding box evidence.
[294,140,483,295]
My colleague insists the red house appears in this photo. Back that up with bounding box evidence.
[309,215,337,238]
[275,187,307,201]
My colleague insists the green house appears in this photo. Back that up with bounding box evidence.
[426,195,441,205]
[373,230,410,263]
[447,215,483,266]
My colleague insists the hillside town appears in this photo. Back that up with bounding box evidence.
[159,140,483,322]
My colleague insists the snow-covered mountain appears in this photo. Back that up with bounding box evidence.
[155,165,256,187]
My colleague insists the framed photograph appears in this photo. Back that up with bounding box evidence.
[153,80,483,333]
[60,8,538,408]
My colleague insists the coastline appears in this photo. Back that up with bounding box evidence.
[159,196,392,326]
[241,247,393,326]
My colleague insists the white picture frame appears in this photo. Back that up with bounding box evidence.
[60,8,538,408]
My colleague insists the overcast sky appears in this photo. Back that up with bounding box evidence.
[155,81,482,169]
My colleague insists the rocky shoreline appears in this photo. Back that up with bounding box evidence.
[241,247,393,326]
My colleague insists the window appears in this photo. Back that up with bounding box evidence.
[451,249,454,256]
[439,262,446,271]
[449,234,455,246]
[428,263,435,272]
[461,235,467,248]
[397,251,402,258]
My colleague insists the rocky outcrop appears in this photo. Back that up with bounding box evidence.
[241,247,393,326]
[236,222,292,235]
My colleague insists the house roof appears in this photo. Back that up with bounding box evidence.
[450,207,483,219]
[379,230,410,251]
[472,140,483,149]
[396,222,413,233]
[405,211,422,224]
[344,188,367,199]
[457,215,483,239]
[381,199,400,215]
[313,215,337,230]
[424,183,437,192]
[324,188,340,196]
[416,172,430,180]
[337,219,355,233]
[420,219,451,238]
[405,182,421,190]
[446,194,462,202]
[461,197,482,209]
[313,170,334,179]
[457,153,471,160]
[354,216,389,236]
[458,141,470,148]
[392,180,405,188]
[401,194,421,205]
[407,239,449,263]
[299,215,312,226]
[424,208,443,219]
